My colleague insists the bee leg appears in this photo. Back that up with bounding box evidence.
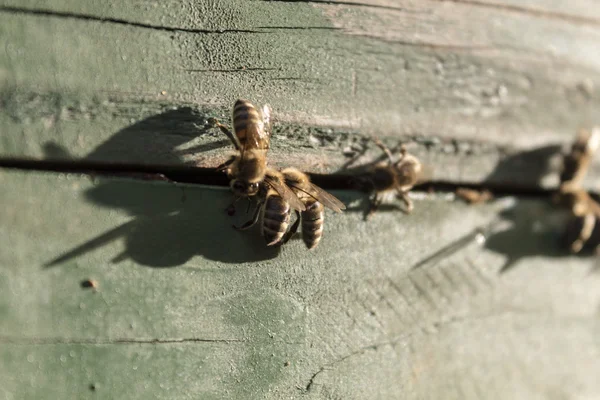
[212,119,242,151]
[233,202,263,230]
[281,210,301,245]
[571,212,596,253]
[397,190,414,214]
[374,138,395,165]
[366,194,382,220]
[394,144,408,164]
[216,156,236,172]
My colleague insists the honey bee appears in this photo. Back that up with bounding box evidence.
[556,128,600,253]
[559,128,600,192]
[213,99,305,242]
[358,139,422,219]
[279,168,346,249]
[559,189,600,253]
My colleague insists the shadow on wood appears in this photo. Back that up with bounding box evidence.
[44,179,282,267]
[72,107,224,166]
[43,108,284,267]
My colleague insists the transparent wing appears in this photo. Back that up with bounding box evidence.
[286,182,346,213]
[261,104,272,138]
[244,124,270,152]
[264,173,306,212]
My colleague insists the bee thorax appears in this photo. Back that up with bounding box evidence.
[236,154,267,182]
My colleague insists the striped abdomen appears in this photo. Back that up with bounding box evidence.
[301,199,324,249]
[232,99,268,150]
[262,195,291,246]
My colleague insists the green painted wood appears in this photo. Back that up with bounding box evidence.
[1,1,600,188]
[2,1,600,399]
[1,169,600,399]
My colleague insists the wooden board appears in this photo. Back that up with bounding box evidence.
[1,170,600,399]
[1,1,600,188]
[2,1,600,399]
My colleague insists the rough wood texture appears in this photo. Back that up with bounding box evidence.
[1,1,599,188]
[2,170,600,399]
[2,1,600,399]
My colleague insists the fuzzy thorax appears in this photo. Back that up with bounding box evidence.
[229,150,268,183]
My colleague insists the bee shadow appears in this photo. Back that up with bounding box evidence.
[482,200,571,273]
[479,145,600,273]
[337,139,597,272]
[43,107,281,268]
[42,106,228,167]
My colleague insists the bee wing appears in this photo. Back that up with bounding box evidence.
[261,104,272,136]
[244,123,270,151]
[264,174,306,211]
[286,182,346,213]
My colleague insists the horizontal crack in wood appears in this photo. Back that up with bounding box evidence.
[0,157,555,197]
[0,336,247,345]
[0,6,262,34]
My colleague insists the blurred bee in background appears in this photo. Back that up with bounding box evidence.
[555,128,600,253]
[280,168,346,249]
[356,139,423,219]
[213,99,305,243]
[559,189,600,253]
[559,128,600,191]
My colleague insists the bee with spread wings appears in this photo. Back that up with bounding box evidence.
[214,99,306,245]
[280,168,346,249]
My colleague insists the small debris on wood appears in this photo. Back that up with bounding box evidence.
[81,279,98,290]
[455,188,493,204]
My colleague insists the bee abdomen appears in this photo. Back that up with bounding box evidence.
[301,200,324,249]
[370,166,396,192]
[233,99,261,145]
[263,196,291,246]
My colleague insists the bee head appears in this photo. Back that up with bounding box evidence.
[231,180,260,197]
